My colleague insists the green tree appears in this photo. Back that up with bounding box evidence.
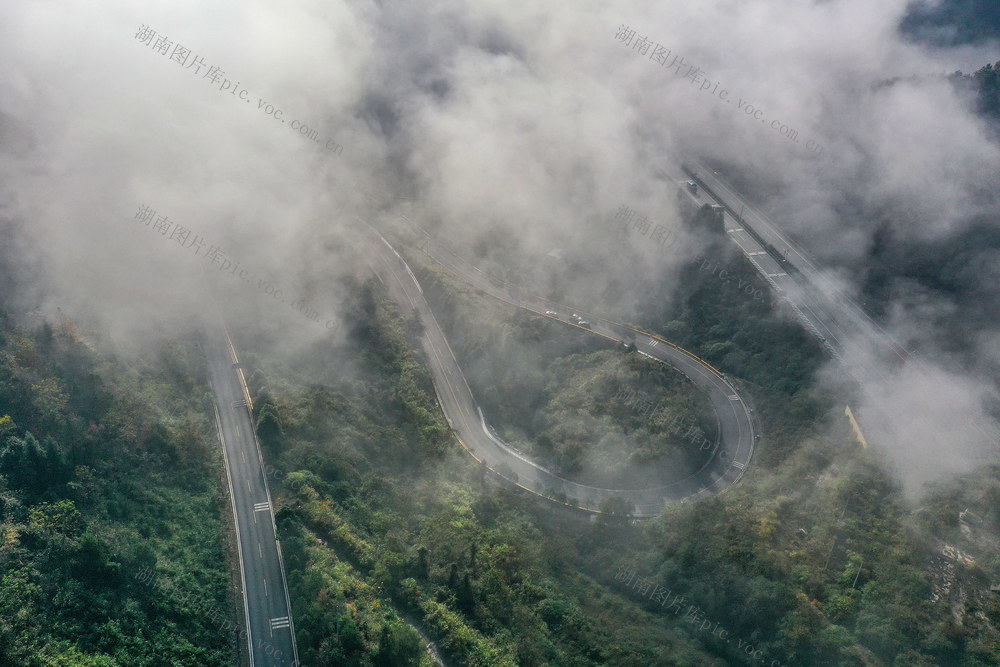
[256,404,283,449]
[375,620,423,666]
[598,495,633,522]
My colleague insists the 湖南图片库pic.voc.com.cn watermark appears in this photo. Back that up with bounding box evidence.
[133,204,340,332]
[133,24,344,158]
[614,24,823,156]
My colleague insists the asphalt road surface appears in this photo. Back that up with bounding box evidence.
[356,218,756,518]
[679,158,915,375]
[207,326,300,666]
[670,168,846,361]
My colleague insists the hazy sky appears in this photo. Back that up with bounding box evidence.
[2,0,998,496]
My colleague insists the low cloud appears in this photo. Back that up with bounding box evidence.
[1,0,998,495]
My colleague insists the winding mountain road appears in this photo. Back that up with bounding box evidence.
[356,218,756,518]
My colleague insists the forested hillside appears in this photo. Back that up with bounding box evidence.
[236,259,1000,665]
[902,0,1000,47]
[0,313,237,665]
[3,238,1000,664]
